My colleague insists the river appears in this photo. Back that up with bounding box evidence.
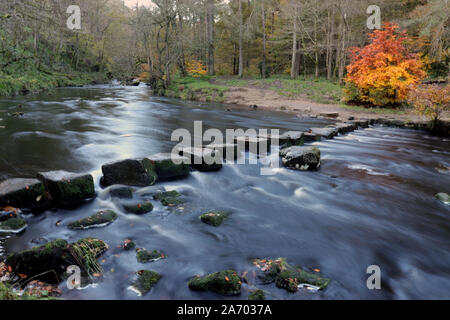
[0,84,449,299]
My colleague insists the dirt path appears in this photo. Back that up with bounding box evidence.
[221,85,439,122]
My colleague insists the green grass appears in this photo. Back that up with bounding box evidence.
[339,103,408,114]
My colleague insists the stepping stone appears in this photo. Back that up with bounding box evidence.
[37,171,95,207]
[310,127,338,139]
[100,158,157,187]
[319,112,339,118]
[234,136,271,154]
[258,131,304,146]
[179,147,222,172]
[0,178,48,210]
[147,153,190,181]
[303,132,321,142]
[349,120,369,128]
[280,146,321,171]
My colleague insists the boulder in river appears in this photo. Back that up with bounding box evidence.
[100,158,157,187]
[136,249,167,263]
[0,178,48,210]
[130,270,161,296]
[6,238,108,284]
[147,153,190,181]
[334,123,356,134]
[37,171,95,207]
[123,201,153,214]
[280,146,321,171]
[435,193,449,205]
[0,217,27,233]
[109,186,133,199]
[349,119,370,128]
[200,211,229,227]
[188,270,241,296]
[67,210,118,230]
[310,127,338,139]
[248,289,266,300]
[153,190,185,207]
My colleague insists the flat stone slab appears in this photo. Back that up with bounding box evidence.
[303,132,321,142]
[100,158,157,187]
[147,153,190,181]
[179,147,222,172]
[234,136,271,154]
[37,171,95,207]
[203,143,241,160]
[334,122,357,134]
[258,131,304,146]
[280,146,321,171]
[320,112,339,119]
[349,120,370,128]
[0,178,48,210]
[310,127,338,139]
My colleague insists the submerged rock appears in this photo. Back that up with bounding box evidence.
[203,143,241,160]
[0,178,48,210]
[6,238,108,283]
[136,249,167,263]
[248,289,266,300]
[188,270,241,296]
[279,131,304,146]
[200,211,228,227]
[147,153,190,181]
[109,186,133,199]
[279,146,321,171]
[435,193,450,204]
[253,258,330,293]
[179,147,222,172]
[100,158,157,187]
[123,201,153,214]
[0,217,27,233]
[131,270,161,295]
[122,239,136,251]
[153,190,185,207]
[67,210,118,230]
[37,171,95,207]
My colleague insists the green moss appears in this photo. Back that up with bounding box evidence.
[123,201,153,214]
[153,191,185,207]
[132,270,161,295]
[248,289,265,300]
[68,210,118,229]
[136,249,167,263]
[188,270,241,296]
[141,158,158,185]
[0,217,27,231]
[200,211,228,227]
[70,238,108,276]
[123,239,136,251]
[435,193,450,204]
[0,282,61,300]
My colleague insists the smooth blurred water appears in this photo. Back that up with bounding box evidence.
[0,85,449,300]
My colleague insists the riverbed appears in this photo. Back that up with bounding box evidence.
[0,84,449,299]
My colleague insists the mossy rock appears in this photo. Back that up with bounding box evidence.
[200,211,228,227]
[67,210,118,230]
[435,193,450,204]
[188,270,241,296]
[131,270,161,295]
[123,239,136,251]
[136,249,167,263]
[153,190,185,207]
[100,158,157,187]
[147,153,190,181]
[123,201,153,214]
[109,186,133,199]
[248,289,265,300]
[0,178,48,210]
[37,171,95,207]
[279,146,321,171]
[0,217,27,232]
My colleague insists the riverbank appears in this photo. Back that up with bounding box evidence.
[163,76,450,125]
[0,71,108,97]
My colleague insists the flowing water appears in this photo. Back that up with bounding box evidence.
[0,85,449,299]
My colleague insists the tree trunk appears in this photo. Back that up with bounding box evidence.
[207,0,215,75]
[238,0,244,78]
[290,11,298,79]
[261,0,267,78]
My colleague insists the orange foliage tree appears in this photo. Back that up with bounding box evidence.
[344,23,427,106]
[186,60,208,78]
[408,84,450,127]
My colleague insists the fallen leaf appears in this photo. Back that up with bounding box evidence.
[36,195,42,202]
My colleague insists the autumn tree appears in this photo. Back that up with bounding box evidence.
[408,84,450,128]
[344,22,427,106]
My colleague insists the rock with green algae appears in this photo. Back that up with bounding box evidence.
[109,186,133,199]
[188,270,241,296]
[67,210,118,230]
[100,158,157,187]
[248,289,266,300]
[122,239,136,251]
[200,211,228,227]
[147,153,190,181]
[136,249,167,263]
[6,238,108,284]
[37,170,95,207]
[435,193,450,204]
[130,270,161,295]
[0,178,48,210]
[123,201,153,214]
[153,190,185,207]
[279,146,321,171]
[253,258,330,293]
[0,217,27,232]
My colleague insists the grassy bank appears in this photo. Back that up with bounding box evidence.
[164,75,343,104]
[0,71,108,97]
